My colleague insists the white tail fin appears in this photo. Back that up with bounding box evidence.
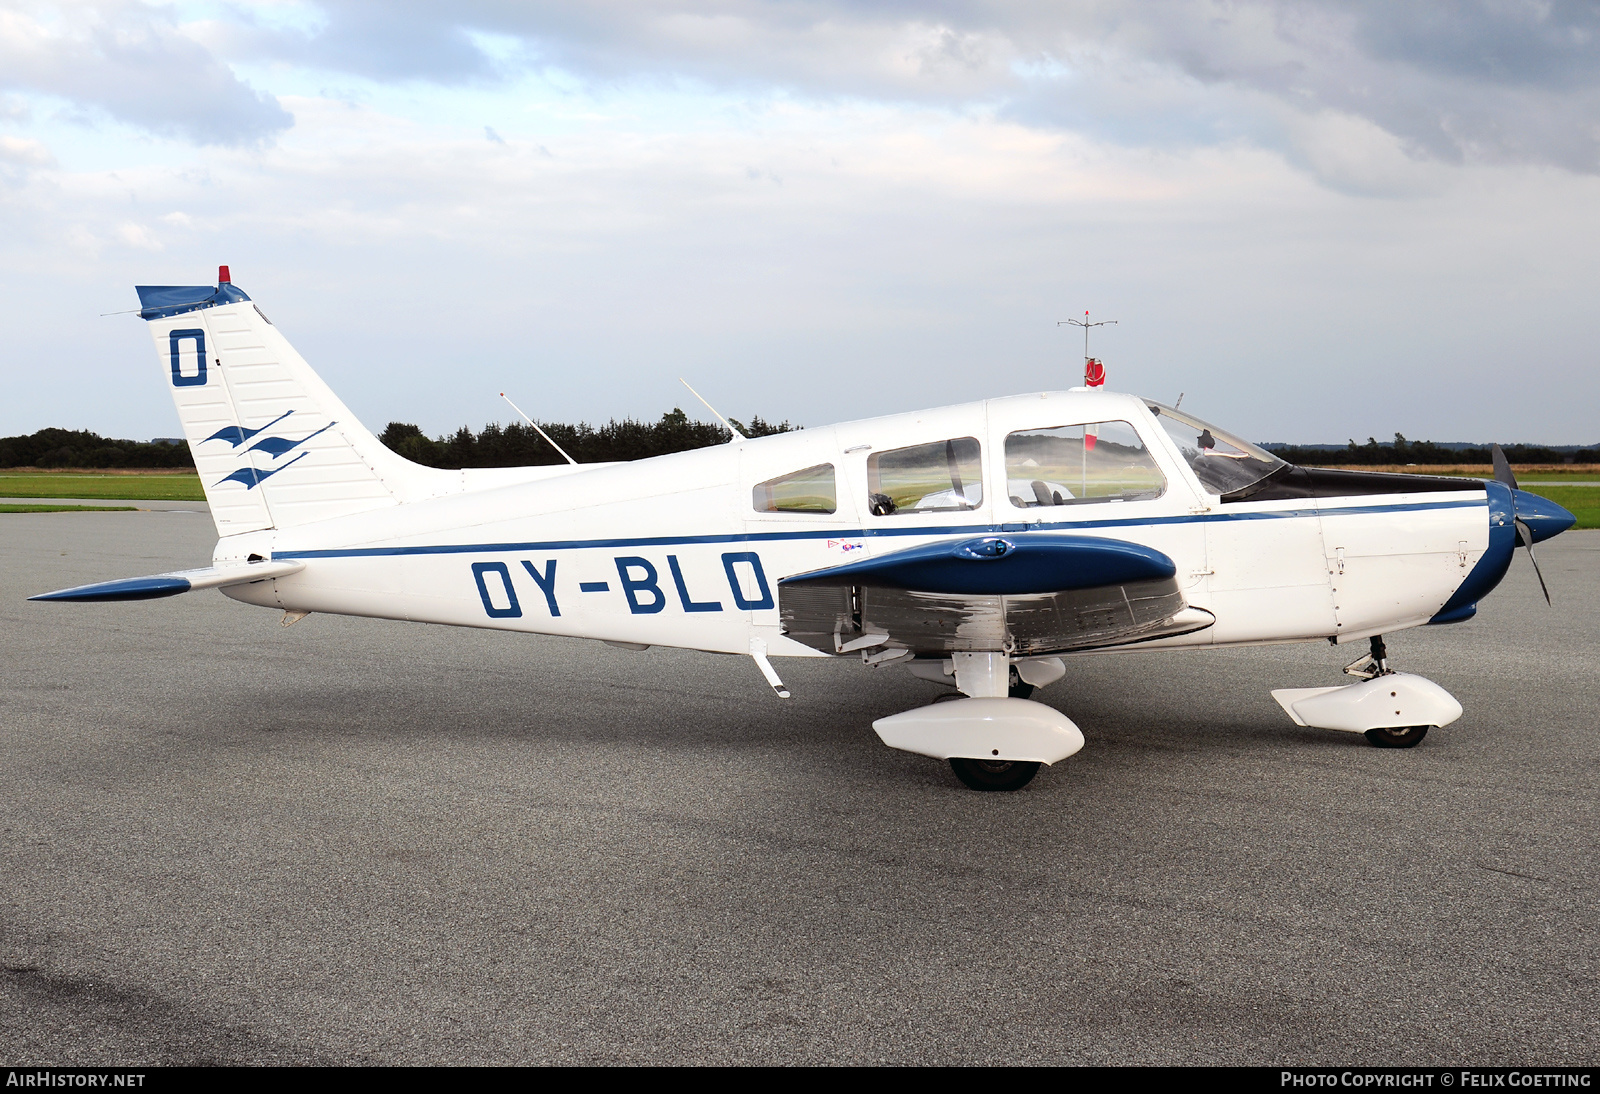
[137,272,448,534]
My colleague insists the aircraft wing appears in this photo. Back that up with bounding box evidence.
[778,534,1213,657]
[30,560,305,602]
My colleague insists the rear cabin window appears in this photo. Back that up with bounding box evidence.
[867,437,982,516]
[1005,420,1165,507]
[753,463,837,514]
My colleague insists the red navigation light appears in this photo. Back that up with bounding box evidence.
[1085,358,1105,387]
[218,265,231,284]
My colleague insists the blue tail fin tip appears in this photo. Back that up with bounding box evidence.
[134,280,250,321]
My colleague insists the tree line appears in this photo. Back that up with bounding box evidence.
[5,421,1595,471]
[0,428,196,469]
[1263,434,1599,466]
[378,409,796,468]
[0,410,796,470]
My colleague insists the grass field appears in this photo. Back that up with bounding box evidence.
[0,504,138,513]
[0,466,1592,527]
[1312,467,1598,528]
[0,471,204,501]
[1321,464,1600,480]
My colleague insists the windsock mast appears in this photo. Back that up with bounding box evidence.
[1058,309,1116,386]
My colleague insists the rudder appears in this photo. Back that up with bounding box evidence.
[138,269,446,534]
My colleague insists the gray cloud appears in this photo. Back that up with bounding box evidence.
[0,0,291,145]
[201,0,1600,174]
[205,0,492,83]
[1111,1,1600,172]
[9,1,1596,168]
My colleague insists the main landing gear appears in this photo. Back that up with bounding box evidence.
[872,652,1083,792]
[949,757,1043,792]
[931,665,1035,702]
[946,666,1042,786]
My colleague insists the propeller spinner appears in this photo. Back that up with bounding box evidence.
[1490,444,1576,605]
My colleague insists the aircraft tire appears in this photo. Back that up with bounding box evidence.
[949,757,1042,792]
[1363,725,1429,749]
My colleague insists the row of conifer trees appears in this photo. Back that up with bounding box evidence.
[1262,434,1597,465]
[0,410,795,470]
[7,420,1596,470]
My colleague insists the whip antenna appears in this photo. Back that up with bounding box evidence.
[499,392,577,465]
[679,378,747,441]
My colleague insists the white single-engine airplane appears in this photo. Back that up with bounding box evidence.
[34,269,1577,791]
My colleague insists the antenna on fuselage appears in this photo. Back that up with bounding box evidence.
[678,378,747,441]
[1058,310,1117,386]
[499,392,578,465]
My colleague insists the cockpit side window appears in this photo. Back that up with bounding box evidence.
[1146,403,1286,497]
[753,463,837,514]
[866,437,982,516]
[1004,420,1166,508]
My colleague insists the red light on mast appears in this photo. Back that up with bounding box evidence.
[218,265,231,284]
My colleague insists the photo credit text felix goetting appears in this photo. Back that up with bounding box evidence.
[1282,1074,1592,1088]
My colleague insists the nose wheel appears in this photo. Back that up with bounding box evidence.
[1364,725,1428,748]
[1347,637,1433,749]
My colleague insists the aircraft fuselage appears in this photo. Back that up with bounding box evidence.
[215,390,1503,659]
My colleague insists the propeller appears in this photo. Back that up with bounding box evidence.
[1491,444,1551,605]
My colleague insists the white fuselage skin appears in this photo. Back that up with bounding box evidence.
[215,390,1489,661]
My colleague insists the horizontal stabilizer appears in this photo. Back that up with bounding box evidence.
[780,534,1174,595]
[30,560,304,603]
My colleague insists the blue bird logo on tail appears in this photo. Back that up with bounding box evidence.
[207,412,337,490]
[204,409,293,448]
[217,452,310,488]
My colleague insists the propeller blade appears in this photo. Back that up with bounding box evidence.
[1515,518,1552,605]
[1491,444,1519,491]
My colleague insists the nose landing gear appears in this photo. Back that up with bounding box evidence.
[1341,634,1391,682]
[1363,724,1429,748]
[1343,636,1430,748]
[1271,634,1461,747]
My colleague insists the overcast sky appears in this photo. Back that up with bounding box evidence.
[3,0,1598,444]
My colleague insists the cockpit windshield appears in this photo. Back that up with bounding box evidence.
[1146,403,1286,497]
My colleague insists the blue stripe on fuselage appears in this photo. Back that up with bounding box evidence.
[269,497,1485,561]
